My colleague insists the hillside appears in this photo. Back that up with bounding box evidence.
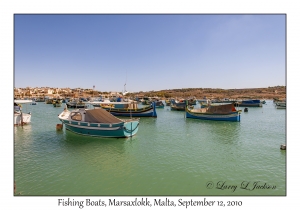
[129,86,286,100]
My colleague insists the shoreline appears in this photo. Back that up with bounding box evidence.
[14,86,286,100]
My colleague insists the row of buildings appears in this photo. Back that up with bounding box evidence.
[14,87,123,99]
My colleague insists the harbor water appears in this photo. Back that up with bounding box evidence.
[14,100,286,195]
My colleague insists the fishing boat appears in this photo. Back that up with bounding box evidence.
[165,99,171,106]
[66,99,87,108]
[276,101,286,109]
[170,99,191,111]
[141,97,151,105]
[186,103,241,122]
[58,105,139,138]
[45,98,53,104]
[31,100,37,105]
[35,97,45,102]
[187,98,197,105]
[234,99,262,107]
[90,101,157,117]
[155,100,164,108]
[14,100,32,126]
[53,99,62,107]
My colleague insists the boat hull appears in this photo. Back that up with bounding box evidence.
[66,103,86,108]
[103,107,157,117]
[186,110,240,122]
[14,113,31,126]
[171,106,185,111]
[155,105,164,108]
[171,104,193,111]
[60,120,139,138]
[235,103,262,107]
[234,100,262,107]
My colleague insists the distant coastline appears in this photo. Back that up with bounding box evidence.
[14,86,286,100]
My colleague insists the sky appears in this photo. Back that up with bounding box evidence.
[14,14,286,92]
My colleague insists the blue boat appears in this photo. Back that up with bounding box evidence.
[90,101,157,117]
[235,100,262,107]
[186,103,241,122]
[58,106,139,138]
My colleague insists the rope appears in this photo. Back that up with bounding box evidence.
[123,123,139,132]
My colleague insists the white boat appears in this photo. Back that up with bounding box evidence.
[14,100,32,126]
[276,101,286,109]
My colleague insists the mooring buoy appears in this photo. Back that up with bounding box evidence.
[280,144,286,150]
[56,124,63,130]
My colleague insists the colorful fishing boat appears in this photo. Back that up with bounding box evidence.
[186,103,241,122]
[90,101,157,117]
[170,99,191,111]
[187,98,197,105]
[58,105,139,138]
[155,100,164,108]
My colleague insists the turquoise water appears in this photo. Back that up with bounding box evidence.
[14,101,286,195]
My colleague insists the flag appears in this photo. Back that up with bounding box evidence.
[93,85,95,89]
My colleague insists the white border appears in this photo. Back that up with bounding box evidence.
[2,1,296,209]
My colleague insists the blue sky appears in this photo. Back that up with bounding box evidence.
[14,14,286,92]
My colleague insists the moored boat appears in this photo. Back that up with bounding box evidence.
[66,100,87,108]
[186,103,240,122]
[170,99,190,111]
[46,98,53,104]
[234,99,262,107]
[187,98,197,105]
[91,101,157,117]
[165,99,171,106]
[276,101,286,109]
[53,99,62,107]
[155,100,164,108]
[58,106,139,138]
[35,97,45,102]
[14,100,32,126]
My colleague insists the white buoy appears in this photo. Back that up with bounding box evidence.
[280,144,286,150]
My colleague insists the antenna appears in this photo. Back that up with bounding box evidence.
[123,71,128,96]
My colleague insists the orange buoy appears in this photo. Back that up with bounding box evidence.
[56,124,63,130]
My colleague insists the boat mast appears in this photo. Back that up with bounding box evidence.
[123,71,128,96]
